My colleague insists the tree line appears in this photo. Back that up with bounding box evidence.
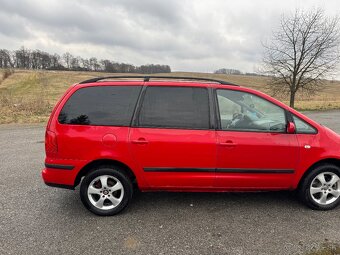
[0,47,171,74]
[214,68,264,76]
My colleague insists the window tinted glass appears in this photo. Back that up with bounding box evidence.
[138,86,209,129]
[293,115,317,134]
[59,86,141,126]
[217,89,286,132]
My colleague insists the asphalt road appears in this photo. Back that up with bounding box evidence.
[0,111,339,255]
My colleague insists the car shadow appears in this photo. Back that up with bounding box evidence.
[128,190,301,211]
[50,188,339,218]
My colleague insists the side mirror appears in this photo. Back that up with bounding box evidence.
[287,122,296,134]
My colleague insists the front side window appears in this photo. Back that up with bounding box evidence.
[138,86,210,129]
[59,86,141,126]
[217,89,286,132]
[293,115,317,134]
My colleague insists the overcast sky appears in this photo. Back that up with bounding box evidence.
[0,0,339,74]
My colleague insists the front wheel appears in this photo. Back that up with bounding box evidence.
[298,164,340,210]
[80,166,133,216]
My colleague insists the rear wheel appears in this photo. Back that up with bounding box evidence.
[299,164,340,210]
[80,166,133,216]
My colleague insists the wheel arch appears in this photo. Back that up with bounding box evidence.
[297,158,340,189]
[74,159,137,188]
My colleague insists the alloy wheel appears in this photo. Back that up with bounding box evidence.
[87,175,124,210]
[310,172,340,205]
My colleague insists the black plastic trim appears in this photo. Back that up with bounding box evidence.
[285,110,294,123]
[45,163,74,170]
[144,168,294,174]
[213,88,222,130]
[285,110,295,134]
[130,84,147,127]
[208,87,217,129]
[44,182,74,190]
[144,167,215,172]
[216,168,295,174]
[78,75,238,86]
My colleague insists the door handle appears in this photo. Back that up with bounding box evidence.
[219,140,237,147]
[131,138,149,144]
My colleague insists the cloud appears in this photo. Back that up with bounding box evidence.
[0,0,339,74]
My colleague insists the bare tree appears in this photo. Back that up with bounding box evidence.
[0,49,13,68]
[89,57,100,71]
[263,9,340,108]
[51,54,62,69]
[62,52,73,69]
[81,58,90,70]
[15,47,30,69]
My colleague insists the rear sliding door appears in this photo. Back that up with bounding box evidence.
[129,85,216,189]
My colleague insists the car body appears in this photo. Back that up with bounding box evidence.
[42,76,340,215]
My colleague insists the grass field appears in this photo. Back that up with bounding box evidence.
[0,69,340,124]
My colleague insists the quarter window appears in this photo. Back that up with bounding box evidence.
[216,89,286,132]
[138,86,210,129]
[58,86,141,126]
[293,115,317,134]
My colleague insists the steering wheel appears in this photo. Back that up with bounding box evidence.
[232,113,243,121]
[226,113,244,128]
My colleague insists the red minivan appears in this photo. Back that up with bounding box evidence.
[42,76,340,215]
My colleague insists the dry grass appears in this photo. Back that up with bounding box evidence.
[0,69,339,124]
[304,242,340,255]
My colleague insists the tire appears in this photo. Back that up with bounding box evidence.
[298,164,340,210]
[80,166,133,216]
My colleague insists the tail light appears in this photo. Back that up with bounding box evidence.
[45,130,58,155]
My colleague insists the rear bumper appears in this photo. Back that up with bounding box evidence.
[44,181,74,190]
[42,167,76,189]
[42,159,88,189]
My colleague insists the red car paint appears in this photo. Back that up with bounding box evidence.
[42,80,340,192]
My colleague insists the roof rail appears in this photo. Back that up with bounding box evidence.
[78,75,238,86]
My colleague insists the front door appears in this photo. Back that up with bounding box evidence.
[129,85,216,189]
[215,88,299,189]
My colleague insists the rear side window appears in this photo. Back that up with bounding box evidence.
[58,86,141,126]
[138,86,210,129]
